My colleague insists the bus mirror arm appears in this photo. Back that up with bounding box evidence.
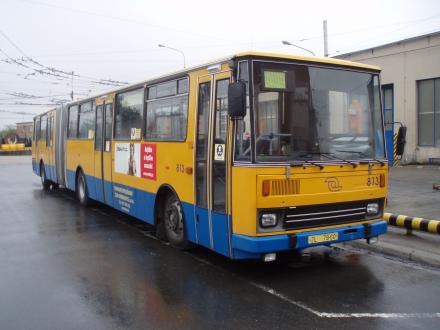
[228,81,247,119]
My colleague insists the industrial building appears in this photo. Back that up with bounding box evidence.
[336,31,440,164]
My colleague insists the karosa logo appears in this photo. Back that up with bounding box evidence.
[325,177,342,192]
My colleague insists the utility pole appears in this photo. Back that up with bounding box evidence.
[70,71,74,100]
[323,20,329,57]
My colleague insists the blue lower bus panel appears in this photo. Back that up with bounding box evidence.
[231,220,387,260]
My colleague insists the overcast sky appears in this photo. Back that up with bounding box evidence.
[0,0,439,129]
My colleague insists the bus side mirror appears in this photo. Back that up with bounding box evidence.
[396,126,406,157]
[228,81,246,119]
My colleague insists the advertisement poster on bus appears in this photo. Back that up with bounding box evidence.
[115,143,141,177]
[140,144,156,180]
[115,142,156,180]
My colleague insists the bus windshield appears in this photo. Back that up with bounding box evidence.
[252,62,385,163]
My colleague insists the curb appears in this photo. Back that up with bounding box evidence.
[384,212,440,234]
[344,236,440,268]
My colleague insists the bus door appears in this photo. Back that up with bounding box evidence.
[195,70,231,256]
[94,101,114,205]
[46,113,55,181]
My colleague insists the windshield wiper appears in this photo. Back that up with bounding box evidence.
[323,152,358,168]
[335,150,386,167]
[358,159,386,166]
[291,154,324,169]
[302,160,324,170]
[299,151,358,168]
[335,150,368,157]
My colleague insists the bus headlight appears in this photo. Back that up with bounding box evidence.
[260,213,278,227]
[366,203,379,215]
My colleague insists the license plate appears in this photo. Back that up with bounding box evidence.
[308,232,339,244]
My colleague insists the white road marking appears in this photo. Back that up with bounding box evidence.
[250,281,440,319]
[319,312,440,318]
[249,281,320,315]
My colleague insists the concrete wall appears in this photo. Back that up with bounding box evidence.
[336,33,440,164]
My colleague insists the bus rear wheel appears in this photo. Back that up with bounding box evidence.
[40,163,50,190]
[163,194,190,250]
[76,171,90,207]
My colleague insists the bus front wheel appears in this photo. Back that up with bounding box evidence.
[76,171,90,207]
[40,163,50,190]
[163,194,190,250]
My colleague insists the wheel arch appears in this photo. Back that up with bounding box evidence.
[154,184,181,226]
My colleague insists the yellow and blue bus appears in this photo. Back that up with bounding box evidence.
[32,52,391,261]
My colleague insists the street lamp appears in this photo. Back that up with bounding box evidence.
[158,44,186,68]
[281,40,316,56]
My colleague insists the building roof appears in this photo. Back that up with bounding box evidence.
[334,30,440,58]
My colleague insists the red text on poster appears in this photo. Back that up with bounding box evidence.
[141,144,156,180]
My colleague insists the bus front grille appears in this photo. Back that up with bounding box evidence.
[283,199,383,230]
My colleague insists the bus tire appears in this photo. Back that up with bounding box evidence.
[163,194,191,250]
[76,171,90,207]
[40,162,50,190]
[155,218,168,242]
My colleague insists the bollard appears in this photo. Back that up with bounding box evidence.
[384,213,440,235]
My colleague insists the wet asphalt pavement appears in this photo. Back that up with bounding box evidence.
[1,156,440,330]
[387,165,440,219]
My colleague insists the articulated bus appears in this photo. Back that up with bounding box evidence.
[32,52,389,261]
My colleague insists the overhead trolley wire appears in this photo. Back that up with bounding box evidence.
[0,102,61,106]
[0,109,38,115]
[0,29,129,87]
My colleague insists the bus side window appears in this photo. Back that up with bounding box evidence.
[50,116,54,146]
[146,78,188,141]
[114,89,143,140]
[35,117,40,146]
[46,116,51,147]
[78,102,95,140]
[68,105,78,139]
[95,105,103,151]
[40,115,47,144]
[33,118,36,144]
[105,103,113,151]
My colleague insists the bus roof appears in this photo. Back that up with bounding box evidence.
[234,51,381,71]
[110,51,381,96]
[34,51,381,117]
[124,52,380,89]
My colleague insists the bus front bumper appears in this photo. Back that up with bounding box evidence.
[231,220,387,260]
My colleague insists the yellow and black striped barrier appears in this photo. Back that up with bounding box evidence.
[384,212,440,234]
[393,132,400,166]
